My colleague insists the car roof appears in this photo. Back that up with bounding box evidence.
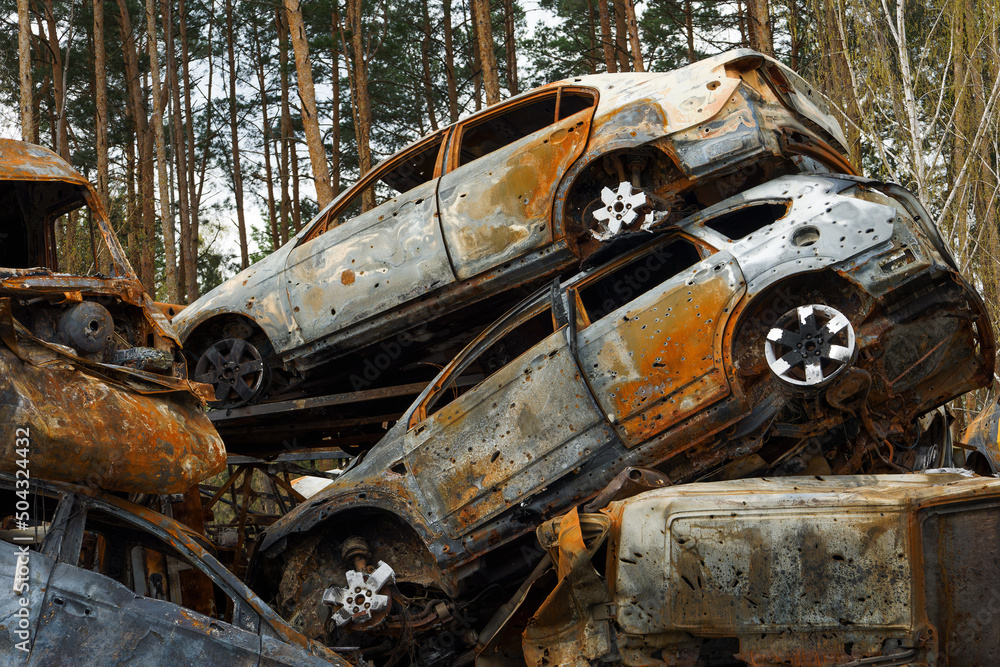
[0,471,213,553]
[0,139,94,188]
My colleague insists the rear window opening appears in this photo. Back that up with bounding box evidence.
[703,201,789,241]
[458,89,597,166]
[579,238,704,321]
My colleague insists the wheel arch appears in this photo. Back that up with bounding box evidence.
[254,490,453,602]
[182,312,271,357]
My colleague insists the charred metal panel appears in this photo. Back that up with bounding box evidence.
[0,306,224,494]
[656,510,909,632]
[515,476,1000,666]
[598,475,1000,666]
[438,108,590,280]
[577,250,743,446]
[669,88,775,178]
[285,179,454,341]
[685,176,897,296]
[28,562,262,666]
[921,501,1000,665]
[405,328,612,538]
[0,540,49,656]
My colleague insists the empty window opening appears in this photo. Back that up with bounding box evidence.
[426,303,556,417]
[558,91,596,119]
[703,202,789,241]
[458,89,596,166]
[0,182,103,273]
[306,134,444,240]
[579,238,703,321]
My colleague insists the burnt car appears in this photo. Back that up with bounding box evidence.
[247,173,993,663]
[0,473,349,665]
[0,139,224,493]
[173,49,856,409]
[502,473,1000,667]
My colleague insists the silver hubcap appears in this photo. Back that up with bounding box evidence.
[323,560,396,627]
[765,304,856,387]
[591,182,650,240]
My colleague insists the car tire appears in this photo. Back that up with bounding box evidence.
[193,337,271,408]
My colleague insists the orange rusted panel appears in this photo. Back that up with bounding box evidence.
[577,246,744,446]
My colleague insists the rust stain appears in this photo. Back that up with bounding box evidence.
[340,269,356,285]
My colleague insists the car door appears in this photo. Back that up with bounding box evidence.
[26,495,263,666]
[572,236,746,447]
[284,133,455,345]
[437,88,597,280]
[402,288,616,539]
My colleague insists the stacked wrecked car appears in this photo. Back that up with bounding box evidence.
[3,48,1000,667]
[0,139,224,493]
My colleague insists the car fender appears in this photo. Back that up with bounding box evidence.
[172,246,302,354]
[258,481,443,559]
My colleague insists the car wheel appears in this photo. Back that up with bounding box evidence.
[764,304,857,389]
[914,408,952,470]
[194,337,271,408]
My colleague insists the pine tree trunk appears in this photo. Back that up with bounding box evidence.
[116,0,156,288]
[224,0,249,269]
[42,0,69,159]
[623,0,643,71]
[421,0,439,131]
[291,138,302,233]
[125,129,138,268]
[93,0,109,211]
[684,0,695,64]
[18,0,33,141]
[147,0,177,300]
[787,0,799,71]
[613,0,629,72]
[736,0,748,47]
[471,0,501,105]
[330,4,342,194]
[745,0,774,57]
[253,23,280,250]
[285,0,335,207]
[467,0,483,111]
[503,0,517,95]
[165,0,191,303]
[277,8,292,244]
[31,14,50,145]
[346,0,374,200]
[443,0,459,122]
[598,0,616,73]
[585,0,597,74]
[179,0,201,300]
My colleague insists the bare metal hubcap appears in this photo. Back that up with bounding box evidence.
[765,304,856,388]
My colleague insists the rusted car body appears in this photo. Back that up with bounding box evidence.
[504,473,1000,666]
[0,473,349,665]
[960,396,1000,474]
[248,173,993,664]
[173,49,855,408]
[0,139,224,493]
